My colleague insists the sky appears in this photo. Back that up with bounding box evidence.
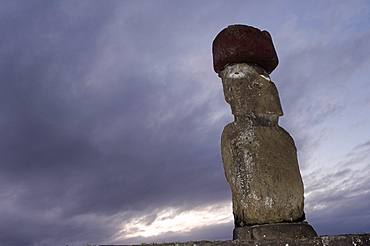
[1,1,369,245]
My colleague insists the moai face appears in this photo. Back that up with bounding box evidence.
[219,63,283,124]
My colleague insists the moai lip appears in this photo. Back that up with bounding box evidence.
[212,25,278,74]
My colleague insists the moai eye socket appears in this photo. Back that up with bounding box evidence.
[228,71,246,78]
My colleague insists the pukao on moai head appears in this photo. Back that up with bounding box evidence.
[213,25,317,240]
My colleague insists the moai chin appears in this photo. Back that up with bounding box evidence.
[213,25,317,240]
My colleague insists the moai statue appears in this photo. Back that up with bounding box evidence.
[212,25,317,240]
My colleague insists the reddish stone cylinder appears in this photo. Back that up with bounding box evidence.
[212,25,279,74]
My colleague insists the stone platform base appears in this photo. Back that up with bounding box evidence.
[233,222,317,240]
[100,233,370,246]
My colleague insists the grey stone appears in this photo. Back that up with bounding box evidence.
[219,63,305,227]
[233,222,317,240]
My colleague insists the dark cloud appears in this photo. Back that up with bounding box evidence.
[0,2,231,245]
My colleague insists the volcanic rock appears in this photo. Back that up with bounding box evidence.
[212,25,278,74]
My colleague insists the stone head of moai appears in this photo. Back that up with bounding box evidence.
[213,25,317,240]
[219,63,283,125]
[213,25,282,124]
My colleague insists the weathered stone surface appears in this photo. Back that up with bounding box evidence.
[219,63,282,119]
[233,222,317,240]
[219,63,305,227]
[212,25,278,74]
